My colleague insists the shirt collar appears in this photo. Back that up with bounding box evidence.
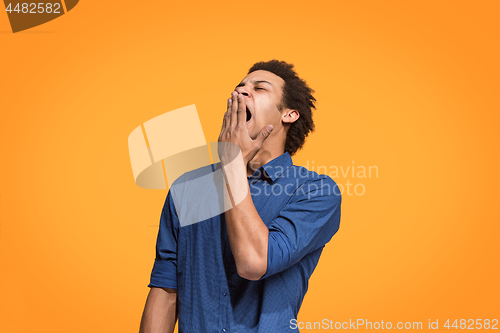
[249,151,293,182]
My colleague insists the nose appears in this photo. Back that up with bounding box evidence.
[235,85,251,97]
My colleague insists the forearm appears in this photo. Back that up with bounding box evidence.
[218,90,274,280]
[223,161,269,280]
[139,287,177,333]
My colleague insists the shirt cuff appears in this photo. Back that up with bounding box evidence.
[148,258,177,289]
[260,231,288,280]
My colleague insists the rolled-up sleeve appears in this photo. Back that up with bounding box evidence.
[148,190,179,289]
[262,176,342,279]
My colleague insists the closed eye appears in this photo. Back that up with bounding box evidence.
[255,87,265,91]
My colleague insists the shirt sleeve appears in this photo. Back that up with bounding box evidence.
[148,190,180,289]
[261,175,342,279]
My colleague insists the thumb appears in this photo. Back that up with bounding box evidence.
[257,125,273,146]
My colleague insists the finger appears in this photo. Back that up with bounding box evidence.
[255,125,273,147]
[230,91,238,130]
[237,93,246,128]
[221,115,226,134]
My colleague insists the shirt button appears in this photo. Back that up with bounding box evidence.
[221,329,227,333]
[222,291,228,296]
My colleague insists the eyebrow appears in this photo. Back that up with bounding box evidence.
[235,80,273,89]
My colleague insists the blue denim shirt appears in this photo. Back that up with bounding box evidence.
[148,151,342,332]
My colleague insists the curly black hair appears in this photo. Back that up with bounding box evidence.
[248,60,316,156]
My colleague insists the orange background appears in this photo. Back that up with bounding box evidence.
[1,1,499,332]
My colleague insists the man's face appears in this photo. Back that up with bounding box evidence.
[234,70,286,140]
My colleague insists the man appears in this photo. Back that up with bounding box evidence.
[139,60,342,332]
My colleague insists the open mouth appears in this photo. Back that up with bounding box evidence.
[246,106,252,122]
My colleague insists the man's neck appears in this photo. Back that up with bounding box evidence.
[246,137,285,177]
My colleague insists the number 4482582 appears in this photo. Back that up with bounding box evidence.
[444,319,498,329]
[5,3,61,14]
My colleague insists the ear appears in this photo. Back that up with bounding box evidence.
[282,109,300,124]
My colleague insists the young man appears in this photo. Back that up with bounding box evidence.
[139,60,342,333]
